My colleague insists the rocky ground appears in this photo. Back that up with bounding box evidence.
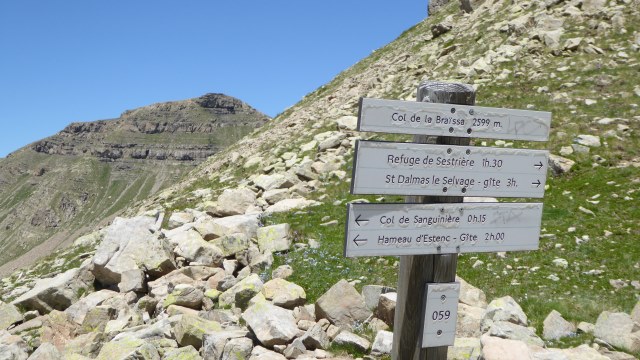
[1,0,640,358]
[0,115,638,359]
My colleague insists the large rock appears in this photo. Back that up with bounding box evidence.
[257,224,291,253]
[0,330,28,360]
[250,346,287,359]
[198,215,260,240]
[66,290,118,325]
[315,280,372,329]
[163,346,201,360]
[332,331,371,352]
[95,335,160,360]
[242,301,299,348]
[216,187,257,216]
[262,278,306,309]
[449,337,481,360]
[173,314,222,349]
[11,267,94,314]
[264,199,320,214]
[219,274,264,310]
[543,310,576,340]
[632,301,640,324]
[376,292,396,327]
[221,337,254,360]
[487,321,544,347]
[169,228,224,267]
[163,284,204,309]
[480,334,532,360]
[594,311,640,353]
[167,211,195,230]
[210,233,251,257]
[253,174,296,191]
[370,330,393,356]
[335,116,357,131]
[457,276,487,308]
[202,330,251,360]
[481,296,528,331]
[92,215,175,286]
[0,303,23,330]
[361,285,394,311]
[457,303,484,337]
[300,323,330,350]
[27,342,62,360]
[549,154,576,175]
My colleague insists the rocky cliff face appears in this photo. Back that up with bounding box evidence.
[0,93,269,273]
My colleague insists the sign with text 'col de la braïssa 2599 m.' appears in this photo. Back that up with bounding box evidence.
[351,140,549,198]
[344,202,543,258]
[358,97,552,141]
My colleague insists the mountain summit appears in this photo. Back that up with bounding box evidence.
[0,93,268,274]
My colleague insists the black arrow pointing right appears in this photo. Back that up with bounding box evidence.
[532,179,541,187]
[353,234,368,246]
[534,161,544,170]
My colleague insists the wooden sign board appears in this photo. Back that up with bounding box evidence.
[351,140,549,198]
[358,97,551,141]
[344,202,543,258]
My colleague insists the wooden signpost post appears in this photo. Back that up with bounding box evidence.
[345,80,551,360]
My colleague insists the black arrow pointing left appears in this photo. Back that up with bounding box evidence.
[353,234,368,246]
[355,214,369,226]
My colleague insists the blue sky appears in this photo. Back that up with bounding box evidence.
[0,1,427,158]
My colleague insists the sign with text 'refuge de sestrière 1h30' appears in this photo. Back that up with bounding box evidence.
[351,140,549,198]
[357,97,552,141]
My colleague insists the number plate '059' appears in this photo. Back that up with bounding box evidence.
[422,282,460,348]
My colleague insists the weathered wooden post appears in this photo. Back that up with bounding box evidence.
[391,81,476,360]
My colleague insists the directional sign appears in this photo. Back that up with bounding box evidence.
[351,140,549,198]
[358,97,551,141]
[422,283,460,348]
[344,202,543,258]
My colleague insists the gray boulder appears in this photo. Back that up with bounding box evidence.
[163,284,204,309]
[457,276,487,308]
[219,274,264,310]
[361,285,394,311]
[211,233,251,257]
[481,296,528,331]
[549,154,576,175]
[487,320,544,347]
[250,346,287,359]
[257,224,291,253]
[594,311,640,353]
[216,187,257,216]
[92,215,175,286]
[315,279,372,329]
[202,330,251,360]
[95,335,160,359]
[371,330,393,356]
[376,292,396,327]
[222,337,254,360]
[11,267,94,314]
[163,346,201,360]
[253,174,296,191]
[543,310,576,340]
[27,342,62,360]
[242,301,299,348]
[167,211,195,230]
[170,229,224,267]
[262,278,306,309]
[0,330,28,360]
[332,330,371,352]
[300,323,330,350]
[173,314,222,349]
[0,303,23,330]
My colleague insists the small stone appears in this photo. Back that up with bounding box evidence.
[552,258,569,268]
[575,134,601,147]
[472,260,484,269]
[577,321,595,334]
[585,99,598,105]
[272,265,294,280]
